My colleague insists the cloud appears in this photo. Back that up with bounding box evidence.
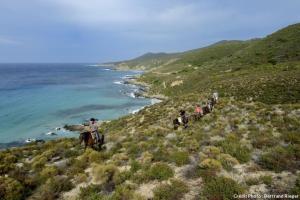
[43,0,231,30]
[0,36,20,45]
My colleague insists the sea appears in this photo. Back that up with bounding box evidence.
[0,63,152,148]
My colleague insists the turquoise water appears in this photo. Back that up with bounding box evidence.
[0,63,151,145]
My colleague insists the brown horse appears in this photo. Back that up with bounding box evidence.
[79,131,104,150]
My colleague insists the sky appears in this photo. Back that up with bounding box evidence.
[0,0,300,63]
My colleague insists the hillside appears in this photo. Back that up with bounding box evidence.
[1,23,300,200]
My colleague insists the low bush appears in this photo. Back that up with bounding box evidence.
[290,174,300,195]
[39,166,59,182]
[152,148,170,162]
[130,160,142,173]
[32,156,48,170]
[198,159,222,182]
[74,173,88,184]
[218,153,239,171]
[282,131,300,144]
[201,177,244,200]
[92,164,119,184]
[251,131,278,149]
[245,177,260,186]
[203,146,221,158]
[170,151,190,166]
[260,175,273,186]
[147,162,174,181]
[78,184,104,200]
[153,179,189,200]
[199,159,222,171]
[218,138,251,163]
[31,176,73,200]
[111,184,143,200]
[0,176,24,200]
[259,145,299,172]
[66,158,88,177]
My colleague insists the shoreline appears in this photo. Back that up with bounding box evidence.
[0,69,162,150]
[63,73,164,132]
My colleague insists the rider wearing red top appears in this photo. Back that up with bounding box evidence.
[195,104,203,116]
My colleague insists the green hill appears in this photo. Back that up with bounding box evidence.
[138,23,300,104]
[1,23,300,200]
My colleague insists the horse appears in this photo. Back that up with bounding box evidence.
[79,131,104,150]
[192,112,203,121]
[173,114,189,130]
[203,106,211,115]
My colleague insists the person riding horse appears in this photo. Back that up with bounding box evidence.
[180,110,189,129]
[89,118,100,144]
[194,104,203,120]
[79,118,104,150]
[173,110,189,130]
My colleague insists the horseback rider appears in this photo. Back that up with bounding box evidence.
[89,118,100,143]
[213,92,218,103]
[180,110,189,129]
[195,104,203,117]
[207,99,213,112]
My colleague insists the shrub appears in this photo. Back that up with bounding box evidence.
[198,159,222,182]
[66,158,88,177]
[202,177,244,200]
[259,145,298,172]
[32,156,48,170]
[170,151,190,166]
[219,139,251,163]
[245,177,260,186]
[199,159,222,171]
[203,146,221,158]
[0,177,24,200]
[282,131,300,144]
[250,130,278,149]
[74,173,88,184]
[140,151,154,164]
[114,170,132,185]
[147,163,174,181]
[31,176,73,200]
[153,179,189,200]
[111,184,143,200]
[290,175,300,195]
[127,144,141,158]
[218,153,239,171]
[130,160,142,173]
[39,166,59,182]
[184,138,200,152]
[0,163,14,175]
[92,164,119,184]
[260,175,272,186]
[78,184,104,200]
[152,148,170,162]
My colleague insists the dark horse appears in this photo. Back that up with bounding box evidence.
[79,131,104,150]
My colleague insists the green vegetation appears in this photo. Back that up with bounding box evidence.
[153,179,189,200]
[259,145,299,172]
[201,177,245,200]
[147,162,174,181]
[1,23,300,200]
